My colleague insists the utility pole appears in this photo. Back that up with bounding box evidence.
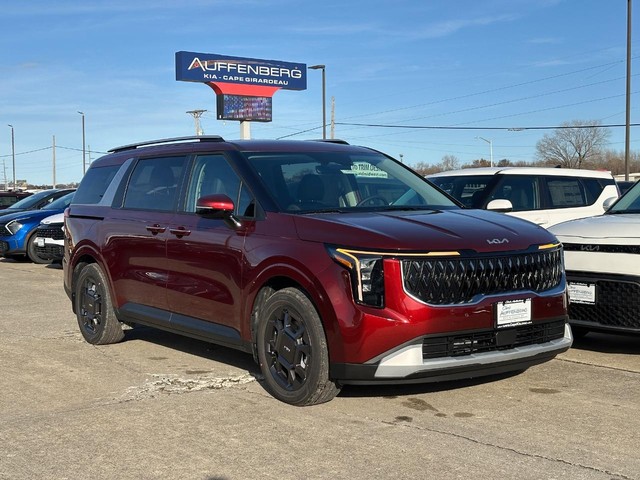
[78,112,86,175]
[330,96,335,140]
[52,135,56,188]
[186,110,207,136]
[8,124,15,190]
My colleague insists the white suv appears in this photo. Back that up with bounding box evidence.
[549,181,640,337]
[429,167,619,228]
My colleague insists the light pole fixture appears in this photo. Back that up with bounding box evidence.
[476,136,493,167]
[78,111,86,175]
[8,124,15,190]
[308,64,326,139]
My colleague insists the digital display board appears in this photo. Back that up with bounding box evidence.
[217,95,272,122]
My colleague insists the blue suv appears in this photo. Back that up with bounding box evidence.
[0,191,75,263]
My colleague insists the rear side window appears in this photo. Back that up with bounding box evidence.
[490,175,541,212]
[73,166,119,204]
[545,177,589,208]
[430,175,494,208]
[123,156,187,211]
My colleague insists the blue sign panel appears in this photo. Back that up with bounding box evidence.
[176,51,307,91]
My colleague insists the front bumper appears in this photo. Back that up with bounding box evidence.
[331,321,572,384]
[567,271,640,333]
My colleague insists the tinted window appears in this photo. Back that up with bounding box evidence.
[123,156,186,211]
[8,190,59,210]
[430,175,494,208]
[490,175,541,212]
[184,154,255,217]
[545,177,588,208]
[73,165,120,204]
[247,151,454,212]
[43,192,75,210]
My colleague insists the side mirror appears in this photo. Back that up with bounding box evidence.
[602,196,618,211]
[486,199,513,213]
[196,194,241,228]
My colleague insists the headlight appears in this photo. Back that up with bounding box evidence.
[328,247,385,308]
[6,220,23,235]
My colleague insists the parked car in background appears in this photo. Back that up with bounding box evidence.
[64,136,571,406]
[0,191,32,210]
[549,180,640,337]
[429,167,618,228]
[0,188,75,219]
[0,192,74,263]
[33,212,65,263]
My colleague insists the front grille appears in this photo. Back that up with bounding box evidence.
[36,224,64,240]
[569,279,640,329]
[563,243,640,254]
[423,319,566,359]
[402,248,563,305]
[35,244,64,259]
[0,240,8,253]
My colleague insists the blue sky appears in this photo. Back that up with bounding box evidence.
[1,0,637,185]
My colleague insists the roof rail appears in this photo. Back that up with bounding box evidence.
[307,139,350,145]
[109,135,225,153]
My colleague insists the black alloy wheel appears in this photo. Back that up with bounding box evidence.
[75,263,124,345]
[256,287,340,406]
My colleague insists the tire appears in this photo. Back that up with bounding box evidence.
[256,287,340,406]
[26,235,52,264]
[74,263,125,345]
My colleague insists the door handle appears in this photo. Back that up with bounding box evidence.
[169,227,191,238]
[145,224,166,235]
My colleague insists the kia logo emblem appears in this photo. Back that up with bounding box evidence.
[580,245,600,251]
[487,238,509,244]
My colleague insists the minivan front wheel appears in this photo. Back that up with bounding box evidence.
[75,263,125,345]
[256,287,340,406]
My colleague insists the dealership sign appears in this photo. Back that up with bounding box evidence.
[175,51,307,91]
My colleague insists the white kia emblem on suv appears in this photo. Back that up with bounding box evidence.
[487,238,509,244]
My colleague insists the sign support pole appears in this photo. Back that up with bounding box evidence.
[240,121,251,140]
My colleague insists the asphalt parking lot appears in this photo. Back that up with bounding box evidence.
[1,259,639,480]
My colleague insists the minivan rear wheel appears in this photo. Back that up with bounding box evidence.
[256,287,340,406]
[75,263,125,345]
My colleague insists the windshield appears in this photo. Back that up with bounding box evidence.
[245,151,457,213]
[608,180,640,214]
[7,190,58,210]
[43,192,75,210]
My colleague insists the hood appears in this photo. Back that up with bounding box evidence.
[549,213,640,245]
[0,208,66,226]
[292,208,555,253]
[40,212,65,225]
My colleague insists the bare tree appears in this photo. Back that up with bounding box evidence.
[440,154,460,171]
[535,120,611,169]
[413,155,460,175]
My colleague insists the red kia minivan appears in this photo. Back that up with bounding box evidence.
[64,136,572,405]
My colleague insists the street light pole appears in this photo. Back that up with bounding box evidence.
[308,65,326,139]
[625,0,632,181]
[78,111,86,175]
[8,124,15,190]
[476,136,493,167]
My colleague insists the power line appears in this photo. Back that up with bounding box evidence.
[335,122,640,131]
